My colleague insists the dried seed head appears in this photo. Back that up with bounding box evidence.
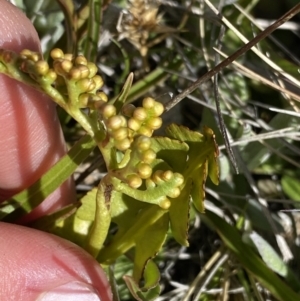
[118,0,162,57]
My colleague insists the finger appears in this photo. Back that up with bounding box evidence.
[0,222,112,301]
[0,0,76,223]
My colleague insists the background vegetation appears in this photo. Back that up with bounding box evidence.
[8,0,300,300]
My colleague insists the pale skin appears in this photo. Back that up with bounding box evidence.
[0,1,112,300]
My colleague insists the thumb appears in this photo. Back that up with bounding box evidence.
[0,222,112,301]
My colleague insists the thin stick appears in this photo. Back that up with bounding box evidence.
[213,48,300,103]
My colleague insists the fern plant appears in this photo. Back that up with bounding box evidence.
[3,1,300,300]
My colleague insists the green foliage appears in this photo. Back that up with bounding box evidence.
[282,174,300,202]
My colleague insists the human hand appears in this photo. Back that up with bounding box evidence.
[0,1,112,300]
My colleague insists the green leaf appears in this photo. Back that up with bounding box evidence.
[112,72,134,112]
[141,260,161,291]
[248,231,288,277]
[98,205,167,263]
[109,256,133,301]
[84,0,102,62]
[31,203,79,232]
[55,0,76,54]
[207,148,220,186]
[123,259,161,300]
[165,124,219,183]
[0,135,96,221]
[190,162,207,213]
[76,188,97,222]
[282,175,300,201]
[123,274,160,301]
[111,195,149,233]
[85,179,114,257]
[134,213,169,282]
[150,136,189,172]
[166,123,205,143]
[165,124,219,212]
[98,194,150,262]
[32,188,98,248]
[108,265,121,301]
[169,178,192,246]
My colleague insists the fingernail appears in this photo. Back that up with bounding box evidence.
[37,281,101,301]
